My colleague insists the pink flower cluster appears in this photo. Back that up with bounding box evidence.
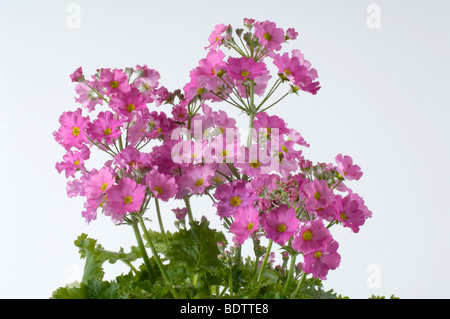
[55,18,370,281]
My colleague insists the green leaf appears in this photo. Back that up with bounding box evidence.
[74,233,141,283]
[165,218,227,274]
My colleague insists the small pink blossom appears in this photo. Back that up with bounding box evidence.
[292,218,332,254]
[302,240,341,280]
[229,205,260,245]
[146,169,178,202]
[172,207,188,221]
[226,57,268,81]
[205,24,228,50]
[213,180,255,219]
[335,154,363,181]
[109,87,147,118]
[99,68,130,95]
[253,20,285,51]
[106,177,146,216]
[53,108,90,151]
[87,111,125,144]
[70,67,84,83]
[333,194,366,233]
[261,204,299,245]
[303,179,335,211]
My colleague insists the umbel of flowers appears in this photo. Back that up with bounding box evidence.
[53,18,372,299]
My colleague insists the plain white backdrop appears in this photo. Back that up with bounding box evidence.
[1,0,449,299]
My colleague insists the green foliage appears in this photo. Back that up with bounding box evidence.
[51,228,395,299]
[165,218,227,274]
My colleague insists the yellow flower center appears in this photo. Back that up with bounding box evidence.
[302,230,313,241]
[284,68,292,75]
[73,160,80,166]
[277,224,287,233]
[103,128,112,135]
[264,33,272,41]
[230,196,242,207]
[101,183,108,191]
[123,196,133,204]
[247,222,254,231]
[281,145,289,153]
[314,251,323,258]
[197,87,205,95]
[194,178,204,187]
[126,104,136,112]
[250,161,261,169]
[241,70,250,77]
[154,186,163,195]
[72,126,80,137]
[314,192,321,200]
[110,81,119,89]
[340,212,348,221]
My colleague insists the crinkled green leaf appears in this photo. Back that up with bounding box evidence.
[165,218,227,274]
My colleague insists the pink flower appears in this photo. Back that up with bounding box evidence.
[114,146,147,172]
[84,166,115,200]
[335,154,363,181]
[146,169,178,202]
[55,145,90,178]
[172,207,188,221]
[53,108,90,151]
[253,20,285,51]
[261,204,299,245]
[176,165,215,197]
[205,24,228,50]
[74,80,104,112]
[99,68,130,95]
[303,179,335,211]
[70,67,84,82]
[290,49,321,95]
[302,240,341,280]
[226,57,268,81]
[333,194,366,233]
[87,111,125,144]
[292,218,332,254]
[213,180,256,218]
[286,28,298,40]
[254,112,290,137]
[106,177,146,216]
[229,205,260,245]
[109,87,147,118]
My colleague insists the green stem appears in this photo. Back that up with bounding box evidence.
[256,239,273,283]
[228,268,233,296]
[282,254,297,296]
[130,220,155,281]
[183,196,194,223]
[137,215,178,298]
[291,272,307,299]
[154,198,168,246]
[259,91,290,113]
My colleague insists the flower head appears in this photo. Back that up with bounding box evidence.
[261,204,299,245]
[335,154,363,181]
[229,205,260,245]
[53,108,90,151]
[253,20,285,51]
[106,177,146,216]
[292,218,332,254]
[302,240,341,280]
[146,169,178,202]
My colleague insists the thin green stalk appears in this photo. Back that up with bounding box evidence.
[259,91,290,113]
[130,221,155,281]
[154,197,168,246]
[291,272,307,299]
[228,268,233,296]
[256,239,273,283]
[137,215,179,298]
[183,196,194,223]
[282,254,297,296]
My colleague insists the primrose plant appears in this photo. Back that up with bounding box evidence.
[52,18,372,299]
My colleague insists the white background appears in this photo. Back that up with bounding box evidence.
[1,0,449,299]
